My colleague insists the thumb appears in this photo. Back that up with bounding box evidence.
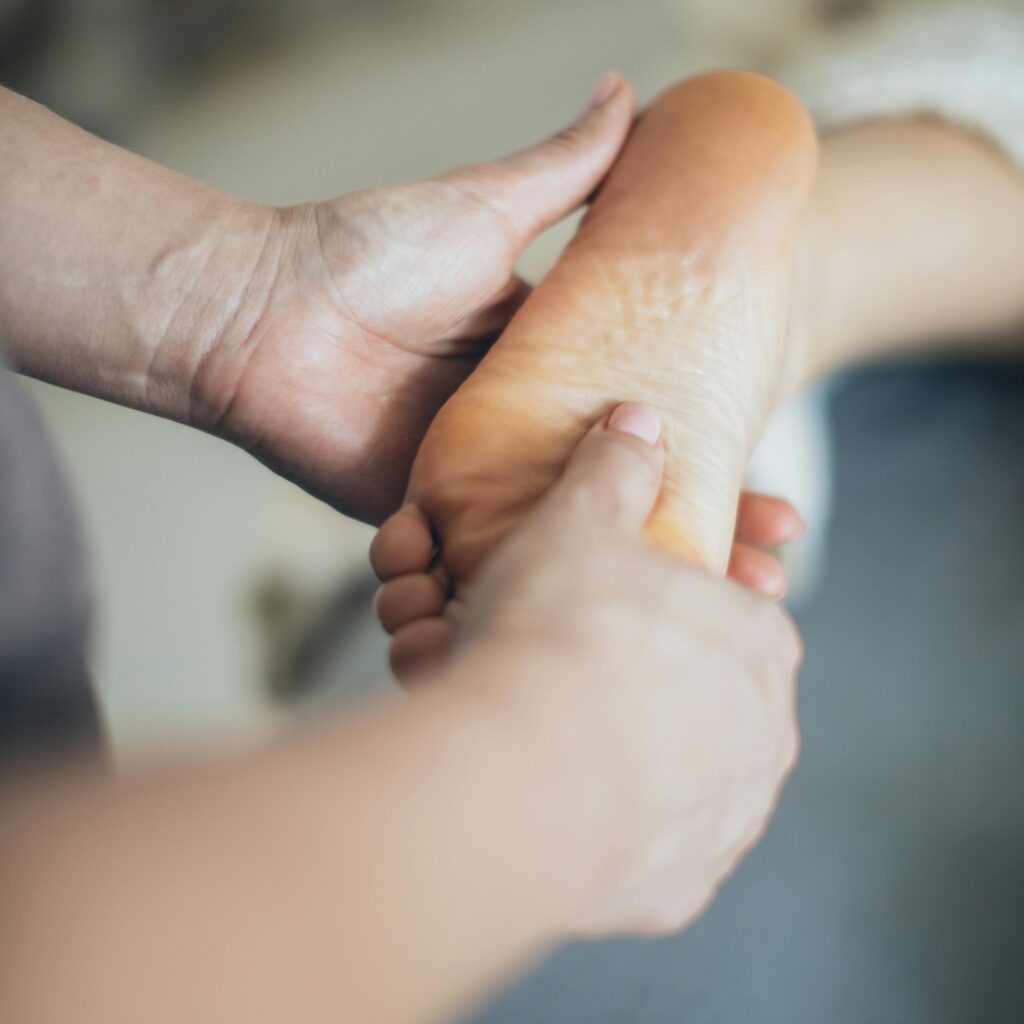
[541,403,665,535]
[439,73,634,246]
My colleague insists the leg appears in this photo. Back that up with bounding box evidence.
[376,92,1024,674]
[796,119,1024,387]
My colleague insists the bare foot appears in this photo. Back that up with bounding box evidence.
[374,478,803,678]
[372,71,816,675]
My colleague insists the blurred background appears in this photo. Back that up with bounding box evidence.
[2,0,839,757]
[2,0,893,759]
[6,1,1024,1021]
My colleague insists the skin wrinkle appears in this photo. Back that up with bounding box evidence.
[190,210,289,433]
[308,197,476,360]
[523,330,759,446]
[437,178,521,260]
[311,201,356,311]
[138,228,223,415]
[331,183,514,357]
[526,256,770,440]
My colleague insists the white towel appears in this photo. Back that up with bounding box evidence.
[782,2,1024,169]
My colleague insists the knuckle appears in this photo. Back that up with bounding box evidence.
[734,817,772,866]
[570,443,657,517]
[627,905,691,938]
[588,431,657,477]
[746,598,802,671]
[634,880,719,937]
[586,478,632,525]
[780,721,801,774]
[546,123,587,152]
[555,481,598,524]
[663,556,704,595]
[759,720,799,784]
[438,172,520,247]
[753,592,785,632]
[775,609,804,668]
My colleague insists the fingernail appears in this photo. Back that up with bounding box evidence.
[607,403,661,445]
[586,72,621,111]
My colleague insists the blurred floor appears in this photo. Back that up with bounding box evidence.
[472,359,1024,1024]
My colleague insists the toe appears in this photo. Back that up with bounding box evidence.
[728,543,787,600]
[390,617,453,683]
[370,504,436,581]
[735,493,804,548]
[376,574,447,634]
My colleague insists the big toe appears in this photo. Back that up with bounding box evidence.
[370,504,436,581]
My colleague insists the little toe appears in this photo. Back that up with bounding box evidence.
[728,543,787,600]
[370,504,436,581]
[390,617,453,683]
[376,574,447,635]
[735,493,804,548]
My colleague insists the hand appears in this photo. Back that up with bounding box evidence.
[376,481,804,680]
[193,75,635,523]
[452,404,802,935]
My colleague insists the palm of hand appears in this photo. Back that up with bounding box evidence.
[215,182,529,524]
[196,80,637,522]
[201,80,637,522]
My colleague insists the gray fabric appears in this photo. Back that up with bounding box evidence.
[0,354,99,766]
[472,359,1024,1024]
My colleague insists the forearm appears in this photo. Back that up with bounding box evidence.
[0,646,605,1024]
[0,86,275,422]
[793,119,1024,390]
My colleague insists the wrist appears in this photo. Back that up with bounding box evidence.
[435,638,630,931]
[0,85,284,423]
[155,199,283,429]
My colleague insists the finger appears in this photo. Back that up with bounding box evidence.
[735,492,804,548]
[727,543,787,600]
[370,505,435,581]
[540,402,664,535]
[390,617,453,682]
[375,574,447,634]
[439,72,634,245]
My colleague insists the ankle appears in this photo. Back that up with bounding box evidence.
[440,640,624,930]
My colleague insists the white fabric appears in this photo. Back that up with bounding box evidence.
[782,2,1024,169]
[755,3,1024,603]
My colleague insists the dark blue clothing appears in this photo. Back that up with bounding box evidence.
[0,350,99,767]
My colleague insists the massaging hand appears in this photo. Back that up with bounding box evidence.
[192,75,635,523]
[202,71,802,591]
[458,404,802,934]
[4,79,802,571]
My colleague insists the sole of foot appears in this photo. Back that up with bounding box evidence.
[372,70,818,678]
